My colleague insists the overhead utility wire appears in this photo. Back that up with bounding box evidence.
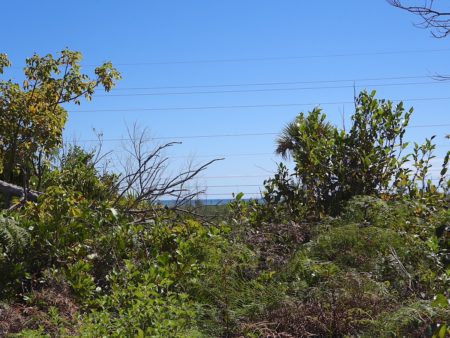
[97,80,450,97]
[67,132,278,143]
[179,177,447,188]
[84,48,450,67]
[202,192,261,196]
[193,176,448,192]
[185,173,448,180]
[69,96,450,113]
[170,150,449,159]
[138,145,450,159]
[102,75,442,91]
[67,128,450,143]
[10,49,450,71]
[198,175,269,179]
[202,184,262,188]
[170,152,274,159]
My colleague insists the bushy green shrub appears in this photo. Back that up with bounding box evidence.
[81,261,198,337]
[270,91,450,217]
[42,146,118,202]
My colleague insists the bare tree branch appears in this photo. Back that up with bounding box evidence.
[388,0,450,38]
[431,72,450,81]
[112,124,223,219]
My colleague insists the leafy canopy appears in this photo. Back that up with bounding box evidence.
[272,90,423,215]
[0,49,121,190]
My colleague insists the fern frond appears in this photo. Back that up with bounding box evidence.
[0,215,29,256]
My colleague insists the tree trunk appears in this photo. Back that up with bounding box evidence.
[0,179,41,202]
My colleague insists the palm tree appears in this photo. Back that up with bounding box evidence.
[275,121,301,159]
[275,108,335,160]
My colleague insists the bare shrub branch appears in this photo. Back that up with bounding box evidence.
[388,0,450,37]
[112,124,223,217]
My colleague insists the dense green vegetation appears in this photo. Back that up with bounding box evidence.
[0,51,449,337]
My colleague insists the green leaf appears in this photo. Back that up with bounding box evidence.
[437,324,448,338]
[136,328,145,338]
[432,294,448,308]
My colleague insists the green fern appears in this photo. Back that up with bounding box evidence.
[0,214,29,258]
[365,300,450,337]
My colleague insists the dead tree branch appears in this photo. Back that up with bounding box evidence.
[388,0,450,37]
[112,124,223,219]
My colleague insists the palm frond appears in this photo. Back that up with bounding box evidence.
[276,122,300,159]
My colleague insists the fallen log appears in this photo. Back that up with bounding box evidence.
[0,179,41,202]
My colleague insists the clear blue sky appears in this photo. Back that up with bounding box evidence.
[2,1,450,198]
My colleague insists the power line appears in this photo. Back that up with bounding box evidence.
[186,145,450,160]
[198,175,269,179]
[186,179,447,197]
[197,171,450,179]
[162,175,269,181]
[192,174,448,181]
[69,102,354,113]
[76,146,450,167]
[203,184,262,188]
[201,192,261,196]
[68,96,450,113]
[97,80,450,97]
[189,177,447,188]
[100,75,438,91]
[195,176,448,189]
[66,132,278,143]
[170,152,274,159]
[65,127,450,144]
[83,48,450,67]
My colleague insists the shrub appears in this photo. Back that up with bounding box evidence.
[252,272,395,337]
[81,261,198,337]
